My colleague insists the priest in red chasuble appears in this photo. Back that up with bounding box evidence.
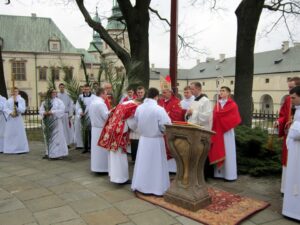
[209,86,241,181]
[98,99,140,184]
[275,76,300,193]
[158,88,184,173]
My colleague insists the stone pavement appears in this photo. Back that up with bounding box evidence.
[0,141,299,225]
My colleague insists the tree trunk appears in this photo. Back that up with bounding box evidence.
[118,0,150,88]
[0,48,7,98]
[234,0,265,126]
[125,5,150,87]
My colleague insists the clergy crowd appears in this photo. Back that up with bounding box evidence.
[0,77,299,221]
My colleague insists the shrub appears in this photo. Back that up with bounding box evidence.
[235,125,282,177]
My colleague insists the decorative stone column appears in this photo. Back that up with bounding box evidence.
[164,124,214,211]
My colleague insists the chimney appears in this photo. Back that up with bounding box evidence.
[282,41,289,53]
[151,63,155,69]
[294,42,300,47]
[196,59,200,65]
[219,53,225,63]
[31,13,37,19]
[206,57,214,62]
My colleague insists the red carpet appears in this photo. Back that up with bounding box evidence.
[136,187,269,225]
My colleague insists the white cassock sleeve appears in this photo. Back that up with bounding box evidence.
[52,100,65,119]
[158,108,172,133]
[39,102,45,118]
[288,121,300,141]
[0,97,6,111]
[127,117,137,131]
[17,97,26,114]
[196,98,212,125]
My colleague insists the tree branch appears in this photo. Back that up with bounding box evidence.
[75,0,131,70]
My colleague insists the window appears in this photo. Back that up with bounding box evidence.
[230,80,234,85]
[265,78,269,83]
[12,61,26,80]
[63,67,73,80]
[287,77,291,82]
[39,67,47,80]
[202,82,205,86]
[51,67,60,80]
[49,40,61,52]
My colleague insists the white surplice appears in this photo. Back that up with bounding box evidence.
[58,92,74,145]
[108,101,136,183]
[187,96,212,130]
[180,95,195,110]
[89,96,109,172]
[282,105,300,220]
[0,95,7,152]
[131,98,171,196]
[39,97,68,158]
[75,93,95,148]
[214,99,237,181]
[3,95,29,154]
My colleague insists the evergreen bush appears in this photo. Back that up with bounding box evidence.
[235,125,282,177]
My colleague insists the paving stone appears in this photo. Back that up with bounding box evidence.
[24,223,39,225]
[36,176,68,187]
[22,172,51,181]
[4,181,40,193]
[0,188,12,200]
[49,182,85,194]
[0,171,12,178]
[59,171,87,179]
[72,176,102,186]
[24,195,65,212]
[51,218,88,225]
[59,190,97,203]
[118,223,136,225]
[33,205,79,225]
[175,216,205,225]
[160,207,180,217]
[45,167,73,175]
[10,168,40,176]
[249,209,283,224]
[97,189,135,203]
[262,218,300,225]
[81,207,129,225]
[240,221,257,225]
[129,209,177,225]
[0,197,25,213]
[114,198,155,215]
[0,176,27,187]
[0,208,35,225]
[14,187,52,201]
[69,197,111,214]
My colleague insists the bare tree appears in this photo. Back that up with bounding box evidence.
[235,0,300,126]
[76,0,150,88]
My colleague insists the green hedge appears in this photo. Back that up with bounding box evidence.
[235,125,282,177]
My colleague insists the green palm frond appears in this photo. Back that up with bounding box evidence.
[42,98,57,157]
[77,97,90,145]
[47,73,56,90]
[63,75,81,102]
[81,56,92,86]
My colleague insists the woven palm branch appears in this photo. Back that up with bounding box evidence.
[42,97,57,158]
[81,56,92,86]
[63,75,81,102]
[47,73,57,90]
[77,96,90,145]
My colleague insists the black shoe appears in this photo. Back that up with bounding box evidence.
[120,179,131,185]
[81,150,89,154]
[42,155,49,159]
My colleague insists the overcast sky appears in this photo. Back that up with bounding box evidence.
[1,0,300,69]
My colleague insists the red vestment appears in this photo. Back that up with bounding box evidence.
[121,95,137,103]
[98,102,138,153]
[158,95,184,159]
[209,98,241,167]
[104,97,112,110]
[278,96,292,166]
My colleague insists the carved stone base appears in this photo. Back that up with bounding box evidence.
[164,124,214,211]
[164,188,211,211]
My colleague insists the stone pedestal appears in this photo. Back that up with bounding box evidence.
[164,124,214,211]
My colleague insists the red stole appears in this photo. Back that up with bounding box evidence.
[158,95,184,159]
[104,97,112,110]
[98,102,138,153]
[209,98,241,167]
[278,96,292,166]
